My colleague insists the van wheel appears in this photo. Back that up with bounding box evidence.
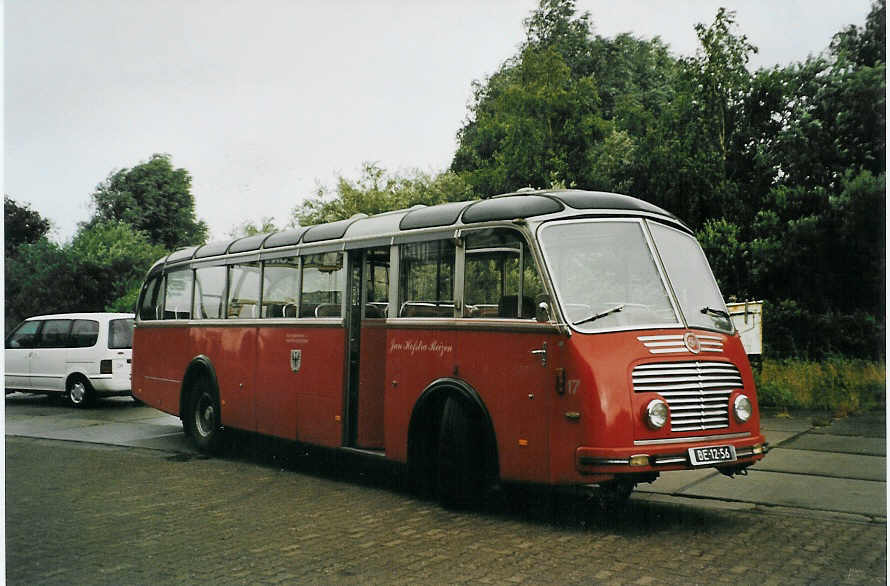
[67,376,94,408]
[437,397,483,508]
[186,379,223,454]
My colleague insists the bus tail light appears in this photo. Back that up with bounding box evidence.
[645,399,668,429]
[100,360,112,374]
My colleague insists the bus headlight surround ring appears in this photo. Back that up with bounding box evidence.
[734,394,752,423]
[645,399,669,430]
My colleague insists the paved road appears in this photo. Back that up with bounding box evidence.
[5,394,887,584]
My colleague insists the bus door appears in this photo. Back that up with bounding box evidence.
[344,247,389,450]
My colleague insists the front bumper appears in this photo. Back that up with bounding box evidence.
[576,432,767,475]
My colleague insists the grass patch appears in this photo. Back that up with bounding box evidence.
[754,357,885,415]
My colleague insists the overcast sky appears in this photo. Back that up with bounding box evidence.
[5,0,875,243]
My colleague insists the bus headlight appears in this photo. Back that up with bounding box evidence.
[734,394,752,423]
[645,399,669,430]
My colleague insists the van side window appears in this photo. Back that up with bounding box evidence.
[464,229,542,319]
[164,270,193,319]
[70,320,100,348]
[227,262,261,319]
[301,252,344,318]
[6,321,41,349]
[139,276,163,321]
[399,240,455,318]
[108,318,134,349]
[194,266,226,319]
[38,319,72,348]
[262,257,299,318]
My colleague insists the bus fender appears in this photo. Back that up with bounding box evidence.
[179,355,220,426]
[407,377,499,492]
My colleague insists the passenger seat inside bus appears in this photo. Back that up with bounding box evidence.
[498,295,535,319]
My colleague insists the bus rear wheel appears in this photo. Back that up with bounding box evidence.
[436,397,484,508]
[186,379,223,454]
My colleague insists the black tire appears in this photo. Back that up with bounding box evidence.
[596,478,634,511]
[185,378,223,454]
[66,376,94,408]
[437,397,484,508]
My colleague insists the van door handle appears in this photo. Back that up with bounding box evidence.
[530,342,548,367]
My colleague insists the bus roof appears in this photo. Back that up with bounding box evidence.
[152,189,686,271]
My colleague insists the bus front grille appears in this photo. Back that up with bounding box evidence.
[632,361,743,432]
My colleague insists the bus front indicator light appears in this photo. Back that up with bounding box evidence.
[734,395,752,423]
[645,399,668,430]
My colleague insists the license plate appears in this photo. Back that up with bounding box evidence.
[688,444,737,466]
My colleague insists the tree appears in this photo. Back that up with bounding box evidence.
[292,164,474,225]
[5,196,51,250]
[88,153,207,249]
[228,217,279,239]
[5,240,82,331]
[68,221,168,313]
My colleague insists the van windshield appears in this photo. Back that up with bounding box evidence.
[108,318,134,349]
[538,220,680,330]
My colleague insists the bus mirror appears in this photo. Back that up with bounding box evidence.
[536,298,551,323]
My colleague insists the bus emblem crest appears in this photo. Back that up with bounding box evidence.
[684,332,701,354]
[290,349,302,372]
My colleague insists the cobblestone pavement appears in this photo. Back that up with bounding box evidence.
[6,435,886,585]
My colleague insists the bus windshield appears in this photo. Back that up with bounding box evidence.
[538,220,680,331]
[648,222,733,333]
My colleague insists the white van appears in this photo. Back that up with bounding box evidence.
[5,313,134,407]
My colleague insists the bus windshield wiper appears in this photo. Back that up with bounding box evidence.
[574,304,624,326]
[701,306,730,319]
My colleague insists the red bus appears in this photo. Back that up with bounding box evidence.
[132,189,766,506]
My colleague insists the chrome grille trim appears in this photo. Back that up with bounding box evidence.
[634,431,751,446]
[632,360,743,432]
[637,334,724,354]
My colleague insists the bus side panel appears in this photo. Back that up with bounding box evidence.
[356,323,386,449]
[384,328,456,463]
[454,330,559,484]
[191,326,257,433]
[253,327,300,440]
[383,326,559,484]
[291,327,346,447]
[132,325,191,416]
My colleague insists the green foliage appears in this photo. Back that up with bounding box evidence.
[5,240,80,332]
[228,217,279,238]
[5,196,51,249]
[755,357,885,414]
[68,221,168,313]
[4,222,167,331]
[450,0,885,359]
[89,153,208,249]
[292,164,474,225]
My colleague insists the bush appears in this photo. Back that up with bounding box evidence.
[763,299,884,360]
[755,357,886,414]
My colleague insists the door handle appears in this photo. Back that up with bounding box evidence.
[530,341,548,367]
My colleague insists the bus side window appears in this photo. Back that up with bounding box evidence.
[301,252,344,318]
[227,262,261,319]
[364,247,389,318]
[262,257,299,318]
[164,269,193,320]
[399,240,455,318]
[194,266,226,319]
[463,229,542,319]
[138,276,163,321]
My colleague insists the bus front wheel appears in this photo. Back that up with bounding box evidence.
[437,397,483,508]
[186,379,223,454]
